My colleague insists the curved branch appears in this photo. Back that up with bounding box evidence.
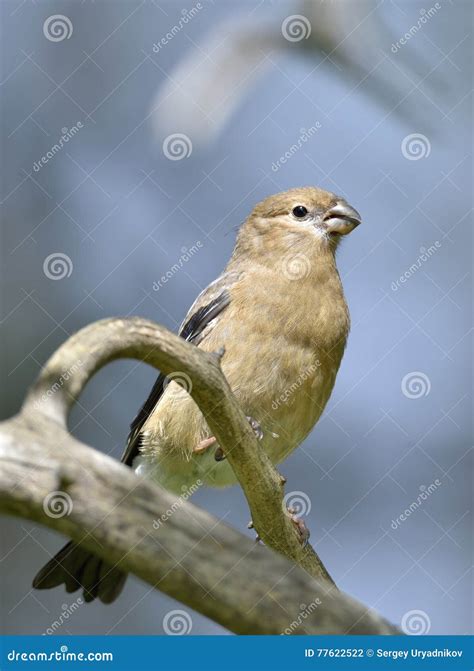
[0,415,397,634]
[0,316,400,634]
[22,317,334,585]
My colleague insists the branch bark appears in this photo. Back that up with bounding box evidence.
[0,317,399,634]
[23,317,334,584]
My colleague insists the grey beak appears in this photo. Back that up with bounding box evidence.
[324,201,361,235]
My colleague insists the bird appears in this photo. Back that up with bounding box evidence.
[33,186,361,603]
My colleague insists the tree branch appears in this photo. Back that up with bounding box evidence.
[22,317,334,584]
[0,317,399,634]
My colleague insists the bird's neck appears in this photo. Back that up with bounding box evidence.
[228,239,349,358]
[229,230,340,284]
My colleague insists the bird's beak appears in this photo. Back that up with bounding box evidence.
[323,201,361,235]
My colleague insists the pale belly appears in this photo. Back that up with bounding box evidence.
[135,357,339,493]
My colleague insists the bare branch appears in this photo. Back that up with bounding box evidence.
[22,317,334,584]
[0,317,399,634]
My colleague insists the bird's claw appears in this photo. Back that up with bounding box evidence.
[287,507,310,546]
[246,416,264,441]
[193,436,217,454]
[214,446,226,462]
[193,437,227,462]
[247,520,261,543]
[194,416,272,461]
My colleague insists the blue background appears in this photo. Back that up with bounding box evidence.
[0,0,472,636]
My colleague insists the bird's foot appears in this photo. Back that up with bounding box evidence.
[247,520,261,543]
[194,437,226,462]
[287,507,310,546]
[214,446,226,462]
[194,416,275,462]
[246,416,275,441]
[193,436,217,454]
[213,417,279,462]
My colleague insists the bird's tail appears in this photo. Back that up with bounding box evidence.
[32,541,127,604]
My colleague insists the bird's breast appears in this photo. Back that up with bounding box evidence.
[209,268,350,463]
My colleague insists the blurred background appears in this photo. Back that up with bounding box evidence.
[0,0,472,636]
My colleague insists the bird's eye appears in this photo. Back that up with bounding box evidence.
[292,205,308,218]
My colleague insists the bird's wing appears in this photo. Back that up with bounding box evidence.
[121,271,239,466]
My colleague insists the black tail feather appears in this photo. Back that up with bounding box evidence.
[33,541,127,604]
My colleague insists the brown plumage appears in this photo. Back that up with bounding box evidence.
[33,186,361,603]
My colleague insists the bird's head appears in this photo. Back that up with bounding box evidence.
[251,185,360,243]
[231,187,361,275]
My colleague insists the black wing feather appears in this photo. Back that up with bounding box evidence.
[121,290,230,466]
